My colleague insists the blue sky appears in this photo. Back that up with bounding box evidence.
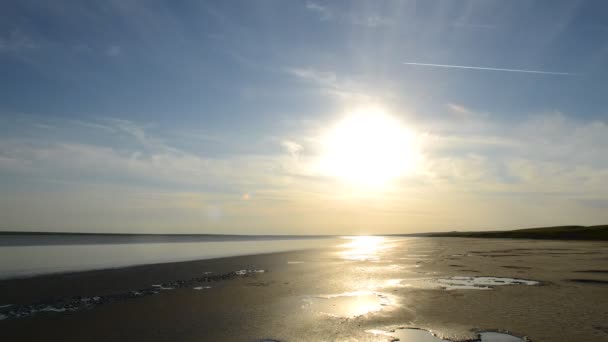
[1,0,607,234]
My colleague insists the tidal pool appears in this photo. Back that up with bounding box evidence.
[368,328,525,342]
[403,276,539,290]
[192,286,211,290]
[432,276,539,290]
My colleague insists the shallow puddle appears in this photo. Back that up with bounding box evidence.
[193,286,211,290]
[368,328,525,342]
[303,291,392,317]
[235,269,265,275]
[478,332,526,341]
[151,284,175,290]
[434,276,538,290]
[405,276,539,290]
[389,264,420,269]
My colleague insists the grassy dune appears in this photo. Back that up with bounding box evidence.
[423,225,608,241]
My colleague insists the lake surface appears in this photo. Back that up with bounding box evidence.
[0,235,341,279]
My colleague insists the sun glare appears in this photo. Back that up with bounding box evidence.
[319,108,419,186]
[340,236,387,261]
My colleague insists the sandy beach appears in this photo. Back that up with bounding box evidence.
[1,237,607,342]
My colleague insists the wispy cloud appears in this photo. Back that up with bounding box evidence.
[305,2,393,28]
[447,103,475,117]
[350,14,394,28]
[0,29,37,52]
[403,62,578,76]
[305,1,332,21]
[0,117,316,196]
[286,67,389,104]
[105,45,122,57]
[288,67,337,87]
[105,118,178,154]
[452,22,497,30]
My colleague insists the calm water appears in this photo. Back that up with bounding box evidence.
[0,235,341,279]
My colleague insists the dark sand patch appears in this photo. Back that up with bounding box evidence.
[468,248,597,257]
[0,269,265,320]
[247,282,270,287]
[566,279,608,285]
[594,325,608,334]
[501,266,532,269]
[574,270,608,274]
[477,254,524,258]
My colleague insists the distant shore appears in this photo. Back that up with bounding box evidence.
[0,231,336,246]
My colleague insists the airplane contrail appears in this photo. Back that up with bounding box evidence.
[403,62,577,76]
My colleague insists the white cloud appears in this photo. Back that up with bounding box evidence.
[414,108,608,204]
[281,140,303,158]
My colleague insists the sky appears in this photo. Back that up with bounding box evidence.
[1,0,607,234]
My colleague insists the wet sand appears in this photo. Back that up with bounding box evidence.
[1,237,607,341]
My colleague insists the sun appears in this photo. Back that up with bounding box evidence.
[318,108,419,186]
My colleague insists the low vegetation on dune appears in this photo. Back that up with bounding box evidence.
[422,225,608,241]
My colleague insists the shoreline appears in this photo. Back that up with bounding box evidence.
[0,237,343,280]
[0,246,321,282]
[0,246,335,305]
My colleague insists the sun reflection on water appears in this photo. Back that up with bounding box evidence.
[303,291,392,318]
[339,236,390,261]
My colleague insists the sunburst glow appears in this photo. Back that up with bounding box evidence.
[339,236,388,261]
[319,108,419,186]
